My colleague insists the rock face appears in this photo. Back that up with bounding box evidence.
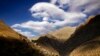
[31,15,100,56]
[0,21,44,56]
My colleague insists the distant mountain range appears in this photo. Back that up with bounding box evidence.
[0,15,100,56]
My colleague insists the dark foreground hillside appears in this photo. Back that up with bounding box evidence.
[0,21,44,56]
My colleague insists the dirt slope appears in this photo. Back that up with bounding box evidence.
[68,15,100,56]
[31,15,100,56]
[0,21,44,56]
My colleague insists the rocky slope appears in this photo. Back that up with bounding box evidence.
[31,26,76,56]
[0,21,44,56]
[68,15,100,56]
[31,15,100,56]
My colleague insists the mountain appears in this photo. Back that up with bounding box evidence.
[0,15,99,56]
[31,27,76,56]
[68,15,100,56]
[31,15,100,56]
[0,20,44,56]
[49,27,76,42]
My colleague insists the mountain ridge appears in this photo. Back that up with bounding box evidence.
[0,15,100,56]
[0,21,45,56]
[31,15,100,56]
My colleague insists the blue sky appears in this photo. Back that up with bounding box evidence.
[0,0,49,26]
[0,0,100,37]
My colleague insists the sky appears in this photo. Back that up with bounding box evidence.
[0,0,49,25]
[0,0,100,38]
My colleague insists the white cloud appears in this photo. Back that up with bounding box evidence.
[30,2,65,21]
[50,0,57,4]
[51,0,100,14]
[12,20,52,33]
[12,0,100,37]
[30,2,87,26]
[13,28,35,37]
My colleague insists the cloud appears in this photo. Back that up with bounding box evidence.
[51,0,100,15]
[30,2,87,26]
[12,20,53,34]
[13,28,35,38]
[30,3,65,21]
[12,0,100,37]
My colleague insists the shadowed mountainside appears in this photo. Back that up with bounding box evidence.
[31,27,76,56]
[68,15,100,56]
[0,21,44,56]
[31,15,100,56]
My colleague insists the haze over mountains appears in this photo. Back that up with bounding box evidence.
[0,15,100,56]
